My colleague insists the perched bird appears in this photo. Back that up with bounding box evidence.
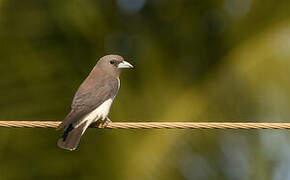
[57,54,133,151]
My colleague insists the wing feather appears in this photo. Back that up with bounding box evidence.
[57,73,119,130]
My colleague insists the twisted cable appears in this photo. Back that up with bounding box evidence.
[0,121,290,130]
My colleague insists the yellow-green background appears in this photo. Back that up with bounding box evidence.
[1,0,290,179]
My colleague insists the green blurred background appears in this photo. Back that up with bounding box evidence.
[1,0,290,179]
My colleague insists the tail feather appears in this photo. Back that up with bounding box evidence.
[57,122,88,151]
[62,124,74,141]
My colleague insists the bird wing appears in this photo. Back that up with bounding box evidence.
[57,75,119,130]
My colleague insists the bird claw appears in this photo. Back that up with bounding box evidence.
[99,118,112,128]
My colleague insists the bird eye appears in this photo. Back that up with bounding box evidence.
[110,60,115,65]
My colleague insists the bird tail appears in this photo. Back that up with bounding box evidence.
[57,122,88,151]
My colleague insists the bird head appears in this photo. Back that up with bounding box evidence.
[97,54,133,77]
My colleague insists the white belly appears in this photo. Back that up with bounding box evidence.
[76,98,113,135]
[86,98,113,121]
[76,79,120,134]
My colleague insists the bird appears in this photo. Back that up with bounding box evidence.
[57,54,133,151]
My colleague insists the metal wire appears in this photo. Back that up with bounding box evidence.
[0,121,290,130]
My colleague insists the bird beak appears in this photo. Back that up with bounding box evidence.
[118,61,134,69]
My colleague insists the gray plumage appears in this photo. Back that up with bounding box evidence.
[57,54,133,151]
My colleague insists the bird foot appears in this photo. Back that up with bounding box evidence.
[99,118,112,128]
